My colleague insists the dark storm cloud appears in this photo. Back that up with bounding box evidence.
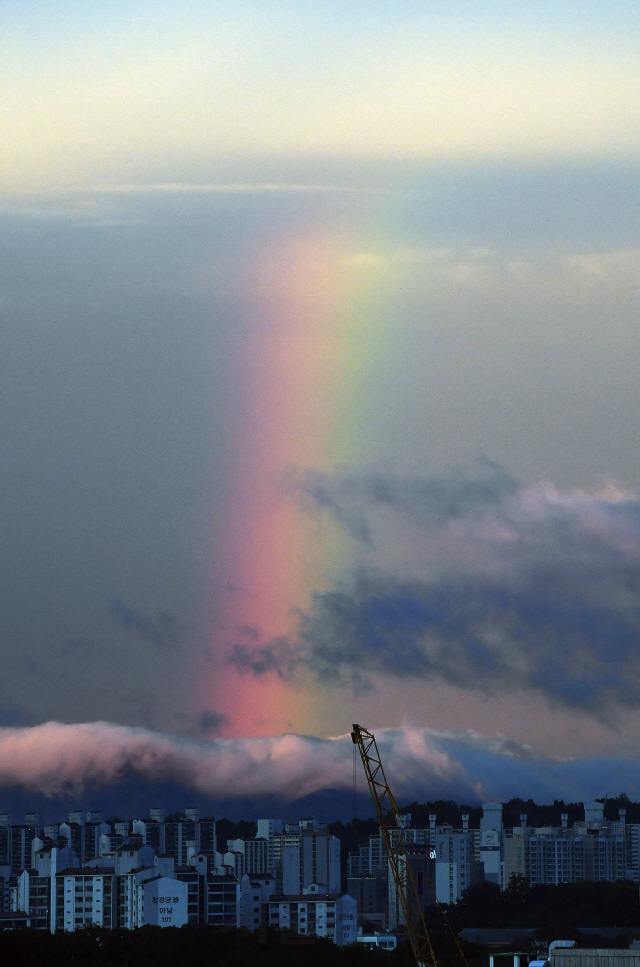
[197,711,229,735]
[228,637,303,680]
[301,576,640,719]
[109,599,182,650]
[296,468,640,719]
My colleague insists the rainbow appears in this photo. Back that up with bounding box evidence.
[203,227,394,738]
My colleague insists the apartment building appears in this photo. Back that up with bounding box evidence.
[132,808,216,865]
[205,874,241,926]
[239,872,274,930]
[268,883,357,945]
[54,868,116,932]
[435,830,483,904]
[502,803,639,887]
[226,837,270,876]
[388,844,437,929]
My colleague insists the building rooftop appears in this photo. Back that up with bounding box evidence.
[270,893,349,902]
[58,867,114,876]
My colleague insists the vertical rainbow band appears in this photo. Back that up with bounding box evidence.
[203,228,394,737]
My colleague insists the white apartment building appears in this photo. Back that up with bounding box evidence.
[268,884,357,945]
[117,866,156,928]
[16,870,51,931]
[140,875,189,927]
[480,802,503,886]
[55,868,116,932]
[527,831,585,885]
[348,831,388,877]
[255,819,283,874]
[435,831,482,904]
[59,813,111,863]
[14,840,207,931]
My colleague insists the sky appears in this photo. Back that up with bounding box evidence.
[2,0,640,814]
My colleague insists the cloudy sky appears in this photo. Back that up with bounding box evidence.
[2,0,640,810]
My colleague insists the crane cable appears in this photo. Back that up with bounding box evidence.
[353,738,357,819]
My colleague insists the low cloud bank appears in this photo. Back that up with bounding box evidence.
[0,722,462,801]
[1,721,640,805]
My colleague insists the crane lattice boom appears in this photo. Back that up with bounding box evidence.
[351,723,436,967]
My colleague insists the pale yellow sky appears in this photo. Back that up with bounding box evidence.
[2,3,640,191]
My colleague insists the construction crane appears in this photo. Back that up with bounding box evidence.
[351,723,469,967]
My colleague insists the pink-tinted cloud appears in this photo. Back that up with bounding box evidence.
[3,720,640,806]
[0,720,463,801]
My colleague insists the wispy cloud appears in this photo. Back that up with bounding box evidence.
[346,245,640,295]
[0,182,391,222]
[74,183,391,195]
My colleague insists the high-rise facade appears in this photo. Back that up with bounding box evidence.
[281,825,340,895]
[434,830,482,904]
[502,804,640,887]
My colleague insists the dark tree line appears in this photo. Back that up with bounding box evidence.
[215,818,258,847]
[440,877,640,939]
[0,924,478,967]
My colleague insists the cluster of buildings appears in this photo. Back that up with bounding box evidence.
[0,799,636,942]
[348,800,640,929]
[502,801,639,887]
[0,810,356,944]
